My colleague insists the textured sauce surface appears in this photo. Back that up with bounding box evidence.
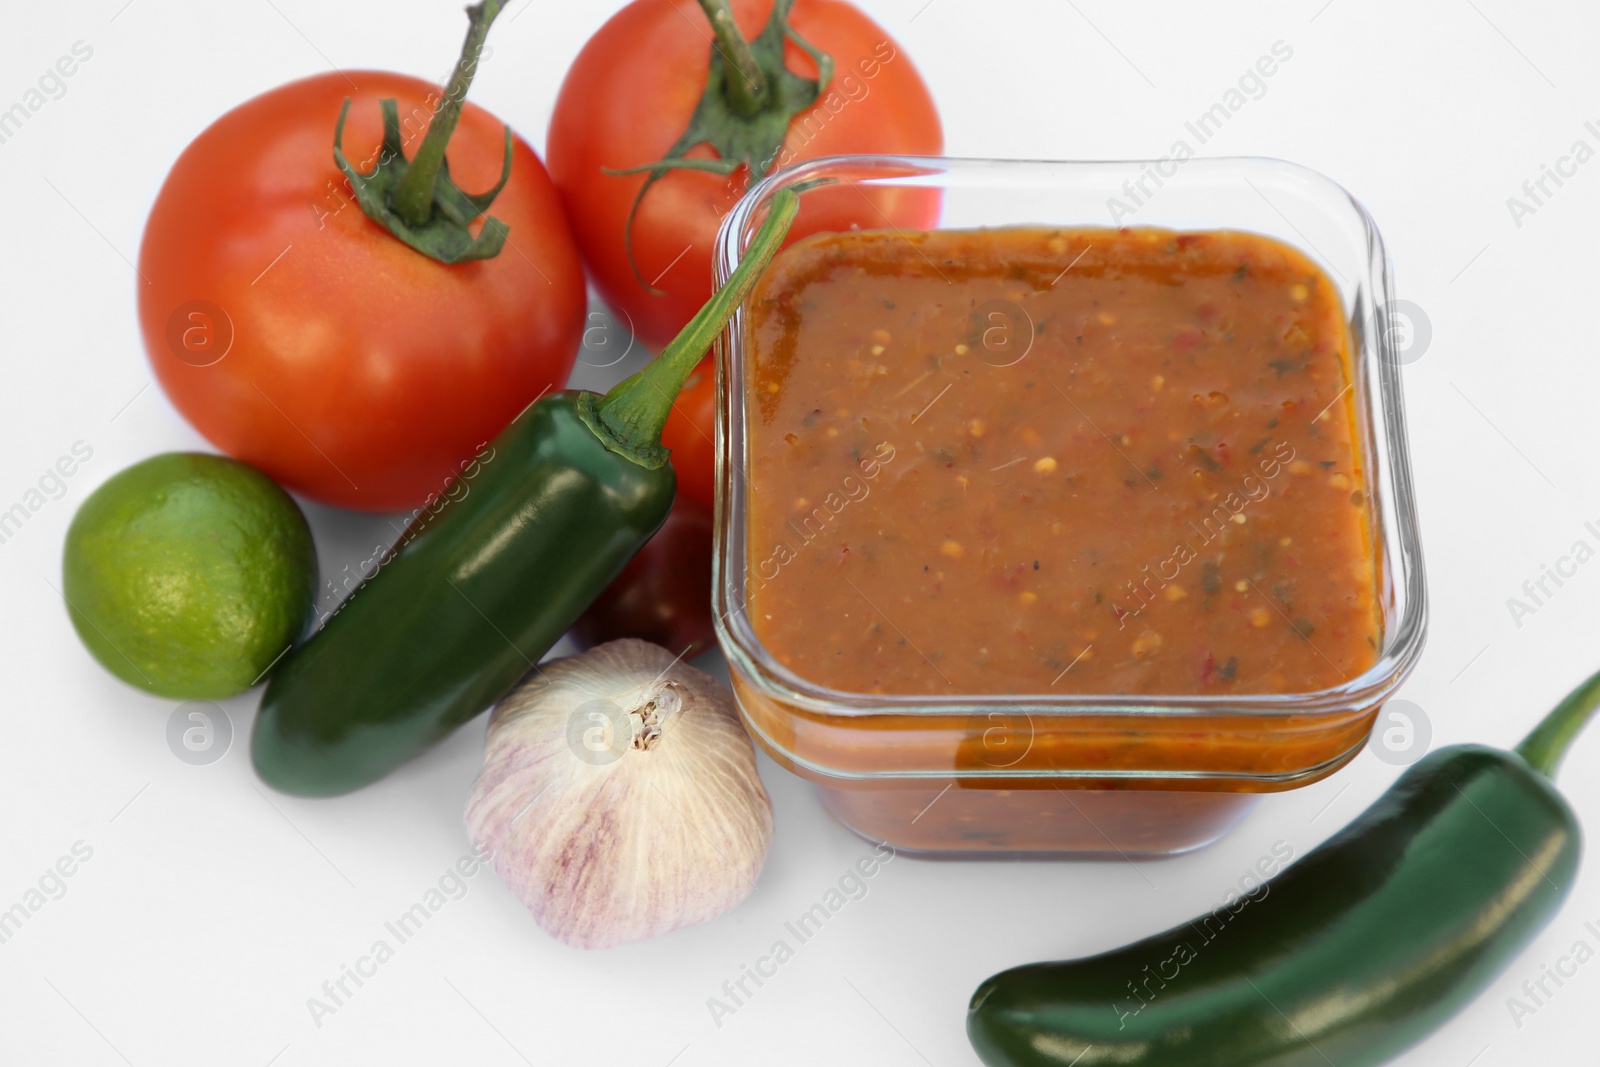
[743,227,1380,697]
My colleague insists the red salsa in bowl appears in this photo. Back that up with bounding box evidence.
[713,155,1425,857]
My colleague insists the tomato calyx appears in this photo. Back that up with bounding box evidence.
[333,0,513,264]
[604,0,833,292]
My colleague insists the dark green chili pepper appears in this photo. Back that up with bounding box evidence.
[250,189,799,797]
[968,668,1600,1067]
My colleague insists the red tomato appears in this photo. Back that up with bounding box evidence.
[660,359,718,513]
[571,494,716,657]
[547,0,942,354]
[139,72,585,512]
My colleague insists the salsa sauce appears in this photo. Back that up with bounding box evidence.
[742,226,1380,698]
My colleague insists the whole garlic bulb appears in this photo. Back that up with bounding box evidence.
[466,638,773,949]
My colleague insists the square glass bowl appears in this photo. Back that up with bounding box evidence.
[711,155,1426,858]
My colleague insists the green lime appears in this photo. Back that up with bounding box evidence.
[63,453,317,699]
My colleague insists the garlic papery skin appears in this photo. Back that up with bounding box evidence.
[466,638,773,949]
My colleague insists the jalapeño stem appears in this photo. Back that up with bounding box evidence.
[695,0,770,116]
[593,188,799,462]
[391,0,504,227]
[1516,665,1600,780]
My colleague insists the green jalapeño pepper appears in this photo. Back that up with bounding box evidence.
[251,189,799,797]
[969,668,1600,1067]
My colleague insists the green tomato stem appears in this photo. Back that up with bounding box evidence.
[1516,665,1600,780]
[695,0,770,116]
[391,0,503,227]
[594,187,799,458]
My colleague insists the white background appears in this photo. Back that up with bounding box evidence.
[2,0,1598,1064]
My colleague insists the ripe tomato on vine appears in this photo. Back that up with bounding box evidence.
[549,0,940,508]
[139,2,584,512]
